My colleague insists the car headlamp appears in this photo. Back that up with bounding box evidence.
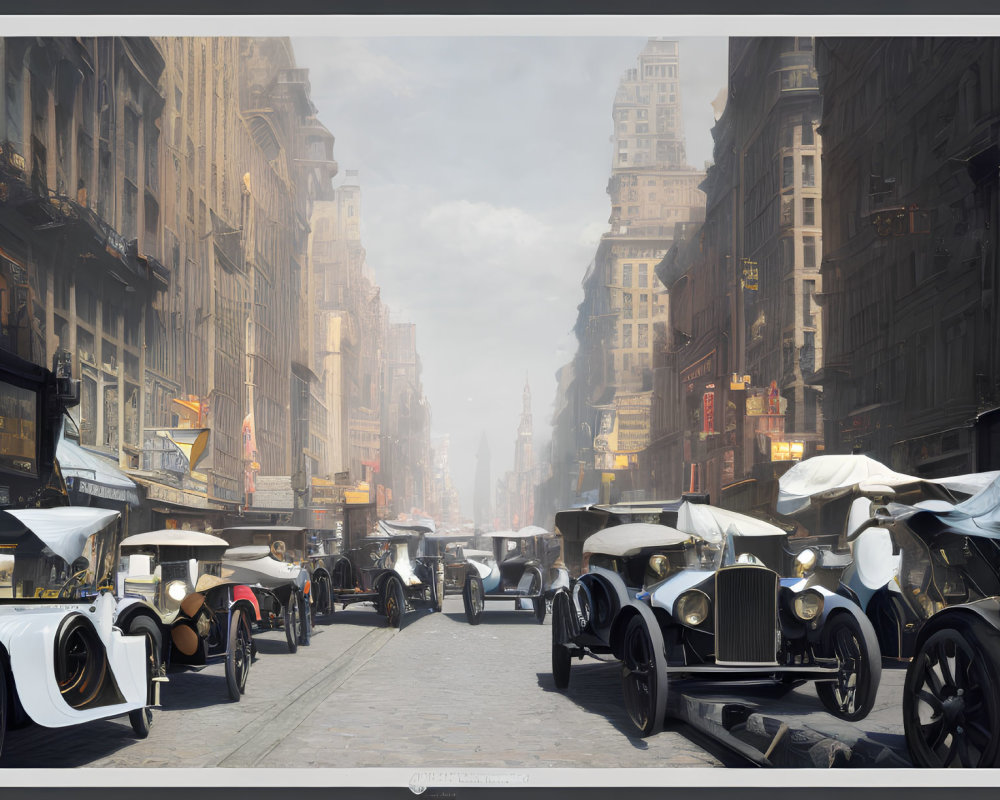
[675,590,710,627]
[166,580,188,603]
[794,548,818,577]
[648,554,670,579]
[792,589,824,621]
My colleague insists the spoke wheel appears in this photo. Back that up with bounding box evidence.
[551,591,572,689]
[383,575,405,629]
[533,596,546,624]
[283,594,300,654]
[621,615,667,737]
[299,590,312,646]
[126,616,161,738]
[463,574,484,625]
[904,619,1000,768]
[816,613,880,721]
[225,608,252,701]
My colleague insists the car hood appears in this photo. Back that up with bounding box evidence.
[648,569,715,612]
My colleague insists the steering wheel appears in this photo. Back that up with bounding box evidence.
[56,569,89,599]
[270,540,287,561]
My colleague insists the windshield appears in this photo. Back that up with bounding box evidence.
[588,538,719,589]
[0,526,117,599]
[895,524,1000,620]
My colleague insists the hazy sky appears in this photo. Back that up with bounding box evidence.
[292,35,729,519]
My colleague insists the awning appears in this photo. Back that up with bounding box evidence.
[57,437,140,506]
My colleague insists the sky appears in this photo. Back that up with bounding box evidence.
[292,34,730,519]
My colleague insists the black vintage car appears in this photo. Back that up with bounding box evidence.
[844,478,1000,768]
[551,502,882,737]
[461,527,570,625]
[326,519,444,628]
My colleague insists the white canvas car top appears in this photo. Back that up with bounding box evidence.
[378,519,435,535]
[883,472,1000,538]
[675,502,786,542]
[583,523,693,558]
[121,529,231,549]
[481,530,520,539]
[222,544,272,560]
[516,525,551,537]
[5,506,120,564]
[776,454,999,516]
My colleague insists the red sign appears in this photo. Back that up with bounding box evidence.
[703,391,715,434]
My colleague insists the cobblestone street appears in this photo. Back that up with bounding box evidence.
[1,595,742,769]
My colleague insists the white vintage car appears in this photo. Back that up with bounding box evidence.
[0,506,153,755]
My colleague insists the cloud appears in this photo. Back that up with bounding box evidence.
[421,200,549,257]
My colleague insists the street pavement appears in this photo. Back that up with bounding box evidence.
[0,593,909,769]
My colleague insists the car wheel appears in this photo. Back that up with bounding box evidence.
[815,612,880,721]
[54,615,108,709]
[621,615,667,737]
[434,562,445,613]
[126,616,163,701]
[225,608,252,701]
[383,575,405,629]
[904,617,1000,767]
[299,590,312,646]
[551,591,572,690]
[283,594,300,654]
[463,574,484,625]
[533,596,546,624]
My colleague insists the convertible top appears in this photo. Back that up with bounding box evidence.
[4,507,120,564]
[378,519,435,536]
[776,454,999,515]
[122,529,231,549]
[871,472,1000,539]
[676,502,786,542]
[583,523,694,557]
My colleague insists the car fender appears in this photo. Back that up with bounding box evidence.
[546,567,571,596]
[0,598,145,727]
[801,584,871,645]
[811,599,883,672]
[580,568,631,643]
[608,599,665,664]
[233,585,262,621]
[649,569,714,614]
[912,597,1000,654]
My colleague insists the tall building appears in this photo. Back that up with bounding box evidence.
[653,37,824,509]
[548,39,706,511]
[496,378,535,529]
[816,37,1000,475]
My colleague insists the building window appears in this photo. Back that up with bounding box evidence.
[639,294,648,318]
[622,323,633,348]
[623,263,633,286]
[638,323,648,347]
[801,115,814,145]
[782,156,794,188]
[619,153,628,163]
[803,236,817,269]
[623,293,633,319]
[803,279,816,326]
[803,197,816,225]
[639,264,648,288]
[802,155,816,187]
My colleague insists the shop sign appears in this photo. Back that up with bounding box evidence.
[680,351,715,384]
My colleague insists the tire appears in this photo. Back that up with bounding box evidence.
[551,591,572,690]
[54,615,108,710]
[816,612,881,721]
[904,616,1000,767]
[383,575,405,629]
[283,593,300,654]
[126,616,163,703]
[299,591,312,646]
[225,609,252,701]
[433,562,445,613]
[463,574,484,625]
[621,615,667,737]
[126,616,160,739]
[533,596,546,624]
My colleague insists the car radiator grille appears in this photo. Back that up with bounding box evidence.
[714,565,778,665]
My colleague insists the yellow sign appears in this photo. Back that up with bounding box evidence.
[344,489,370,504]
[771,441,804,462]
[730,373,751,391]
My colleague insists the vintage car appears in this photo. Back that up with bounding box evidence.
[0,506,153,753]
[326,519,444,628]
[836,474,1000,767]
[461,526,570,625]
[423,533,474,595]
[775,454,998,658]
[117,530,261,702]
[550,501,882,736]
[220,526,312,653]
